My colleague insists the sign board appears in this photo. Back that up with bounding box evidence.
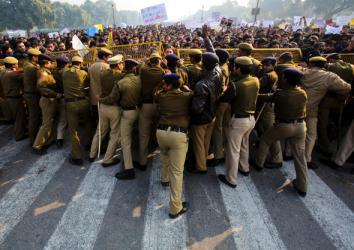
[72,35,88,58]
[87,27,98,37]
[325,25,342,34]
[6,30,27,38]
[336,16,352,26]
[48,32,59,38]
[141,3,168,25]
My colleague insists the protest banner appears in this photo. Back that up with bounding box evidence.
[72,35,88,58]
[141,3,168,25]
[87,27,98,37]
[48,32,59,38]
[60,28,70,35]
[325,25,342,34]
[94,24,103,32]
[336,16,352,26]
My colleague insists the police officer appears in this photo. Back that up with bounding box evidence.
[90,54,124,167]
[317,53,354,155]
[32,54,58,155]
[0,57,26,140]
[100,59,141,179]
[302,56,351,169]
[237,43,261,77]
[186,49,203,90]
[256,57,283,168]
[138,52,165,171]
[165,54,188,86]
[53,56,69,148]
[253,68,308,196]
[218,57,259,188]
[63,56,91,165]
[23,48,41,145]
[155,73,192,219]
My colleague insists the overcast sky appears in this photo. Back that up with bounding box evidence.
[55,0,250,20]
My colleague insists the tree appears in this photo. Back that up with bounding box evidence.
[305,0,354,18]
[0,0,54,30]
[53,2,90,29]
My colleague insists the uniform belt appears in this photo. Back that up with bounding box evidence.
[5,95,22,99]
[277,118,304,123]
[65,97,86,103]
[158,125,188,134]
[233,113,254,118]
[122,106,138,111]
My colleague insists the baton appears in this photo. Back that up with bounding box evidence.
[97,101,101,159]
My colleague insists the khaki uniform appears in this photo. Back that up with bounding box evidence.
[221,74,259,185]
[317,61,354,152]
[176,67,188,87]
[63,65,91,160]
[250,57,262,77]
[88,60,110,105]
[256,87,308,192]
[256,70,282,163]
[52,67,67,140]
[101,73,141,170]
[186,63,203,90]
[155,89,192,215]
[138,64,164,166]
[0,69,26,139]
[23,61,40,144]
[332,119,354,166]
[90,68,123,164]
[212,64,231,160]
[33,68,58,150]
[302,68,351,163]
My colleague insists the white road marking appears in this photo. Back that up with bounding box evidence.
[0,148,69,243]
[142,155,188,250]
[281,162,354,250]
[216,167,287,250]
[44,163,117,250]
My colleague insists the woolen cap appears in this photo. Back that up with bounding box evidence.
[261,57,277,65]
[283,68,304,80]
[202,52,219,66]
[163,73,180,83]
[165,54,180,63]
[56,56,69,64]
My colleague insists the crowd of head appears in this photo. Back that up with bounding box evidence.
[1,23,354,60]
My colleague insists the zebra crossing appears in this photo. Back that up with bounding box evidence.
[0,125,353,250]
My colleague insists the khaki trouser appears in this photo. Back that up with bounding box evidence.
[0,98,11,121]
[333,120,354,166]
[139,103,157,165]
[33,97,57,149]
[121,109,139,169]
[24,94,41,145]
[257,104,283,163]
[256,121,308,192]
[305,117,318,163]
[66,99,91,160]
[191,120,215,171]
[6,98,26,140]
[317,96,340,152]
[90,104,121,164]
[225,116,255,185]
[212,102,231,159]
[157,128,188,215]
[56,98,67,140]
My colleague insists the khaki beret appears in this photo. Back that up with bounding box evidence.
[27,48,41,56]
[309,56,327,63]
[149,53,162,60]
[100,48,113,56]
[72,56,83,63]
[189,49,203,56]
[235,56,253,66]
[4,57,18,65]
[238,43,253,51]
[108,54,123,64]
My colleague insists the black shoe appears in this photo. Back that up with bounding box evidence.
[69,158,84,166]
[238,169,250,176]
[56,139,63,148]
[218,174,237,188]
[283,155,293,161]
[207,158,224,167]
[102,159,120,167]
[169,202,189,219]
[115,169,135,180]
[133,161,147,171]
[249,159,263,172]
[318,158,340,170]
[15,135,28,141]
[264,162,283,169]
[307,162,318,170]
[161,181,169,187]
[292,180,307,197]
[88,157,95,163]
[187,168,207,174]
[32,148,47,155]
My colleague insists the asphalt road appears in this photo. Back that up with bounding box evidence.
[0,124,353,250]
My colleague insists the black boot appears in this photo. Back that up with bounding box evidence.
[115,169,135,180]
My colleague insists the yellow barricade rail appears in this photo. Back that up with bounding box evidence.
[177,48,303,65]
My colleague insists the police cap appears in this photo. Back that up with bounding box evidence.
[326,53,340,60]
[235,56,253,66]
[4,57,18,65]
[38,54,53,62]
[27,48,41,56]
[125,59,139,67]
[108,54,123,65]
[215,49,230,63]
[238,43,253,51]
[163,73,180,84]
[309,56,327,63]
[202,52,219,67]
[189,49,203,56]
[100,48,113,56]
[56,56,69,64]
[72,56,83,63]
[261,57,277,65]
[165,54,180,63]
[283,68,304,81]
[150,53,162,60]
